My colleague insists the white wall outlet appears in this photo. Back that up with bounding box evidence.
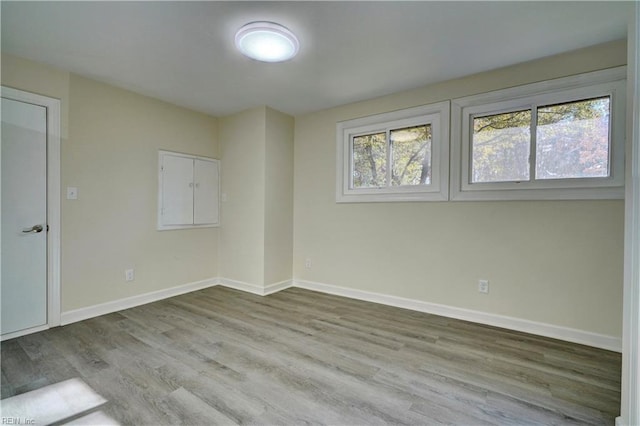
[305,258,312,269]
[66,187,78,200]
[478,279,489,294]
[125,269,135,282]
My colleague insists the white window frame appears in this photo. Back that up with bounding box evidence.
[336,101,450,203]
[451,67,626,201]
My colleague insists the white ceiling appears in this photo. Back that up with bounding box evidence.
[1,1,631,117]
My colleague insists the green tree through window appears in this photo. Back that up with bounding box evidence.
[470,97,610,183]
[352,125,432,189]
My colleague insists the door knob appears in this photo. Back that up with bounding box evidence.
[22,224,43,233]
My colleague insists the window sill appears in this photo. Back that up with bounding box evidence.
[336,190,449,203]
[450,185,624,201]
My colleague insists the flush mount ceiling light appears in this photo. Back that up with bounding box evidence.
[235,21,299,63]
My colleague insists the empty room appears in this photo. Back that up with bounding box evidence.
[1,1,639,425]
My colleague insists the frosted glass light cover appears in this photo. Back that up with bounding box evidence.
[235,22,299,62]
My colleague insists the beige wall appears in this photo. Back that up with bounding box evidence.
[219,106,294,287]
[1,54,70,140]
[2,39,628,339]
[292,40,627,337]
[2,55,220,312]
[264,107,294,286]
[219,107,267,286]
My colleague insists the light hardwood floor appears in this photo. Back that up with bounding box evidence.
[1,287,621,425]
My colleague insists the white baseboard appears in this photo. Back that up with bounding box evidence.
[60,278,219,325]
[1,324,50,342]
[219,278,293,296]
[59,277,292,326]
[58,275,621,353]
[294,279,622,352]
[264,279,294,295]
[217,278,263,295]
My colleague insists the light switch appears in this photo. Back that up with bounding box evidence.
[221,193,227,202]
[66,187,78,200]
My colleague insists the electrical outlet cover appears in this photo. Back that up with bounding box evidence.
[125,269,135,281]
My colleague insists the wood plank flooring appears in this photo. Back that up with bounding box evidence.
[1,287,621,425]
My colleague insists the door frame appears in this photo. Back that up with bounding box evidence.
[619,4,640,425]
[1,86,61,340]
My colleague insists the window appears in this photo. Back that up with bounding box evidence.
[336,101,449,202]
[451,67,625,200]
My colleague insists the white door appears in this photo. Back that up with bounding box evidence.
[194,159,219,225]
[1,97,48,336]
[160,154,194,226]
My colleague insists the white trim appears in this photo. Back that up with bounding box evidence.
[294,279,621,352]
[621,4,640,425]
[60,278,218,325]
[27,269,622,354]
[1,86,61,332]
[58,277,295,326]
[218,278,265,295]
[336,102,450,203]
[264,279,294,295]
[0,324,50,342]
[451,67,626,201]
[218,278,293,296]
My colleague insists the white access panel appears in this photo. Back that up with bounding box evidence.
[158,150,219,230]
[160,154,194,226]
[194,158,219,225]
